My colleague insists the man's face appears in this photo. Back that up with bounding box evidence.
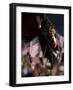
[49,28,56,37]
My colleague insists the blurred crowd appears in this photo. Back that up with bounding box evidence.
[22,36,64,77]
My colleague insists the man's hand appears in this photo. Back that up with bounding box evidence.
[36,15,43,25]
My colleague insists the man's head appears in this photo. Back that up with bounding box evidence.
[48,26,56,37]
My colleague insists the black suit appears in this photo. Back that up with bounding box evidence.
[37,15,59,68]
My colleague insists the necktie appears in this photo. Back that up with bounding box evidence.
[52,37,56,47]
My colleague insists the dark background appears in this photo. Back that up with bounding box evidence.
[22,13,64,41]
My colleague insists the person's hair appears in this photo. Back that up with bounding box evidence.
[49,26,55,31]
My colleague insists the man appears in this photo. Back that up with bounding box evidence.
[36,15,64,69]
[46,26,63,64]
[40,25,64,75]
